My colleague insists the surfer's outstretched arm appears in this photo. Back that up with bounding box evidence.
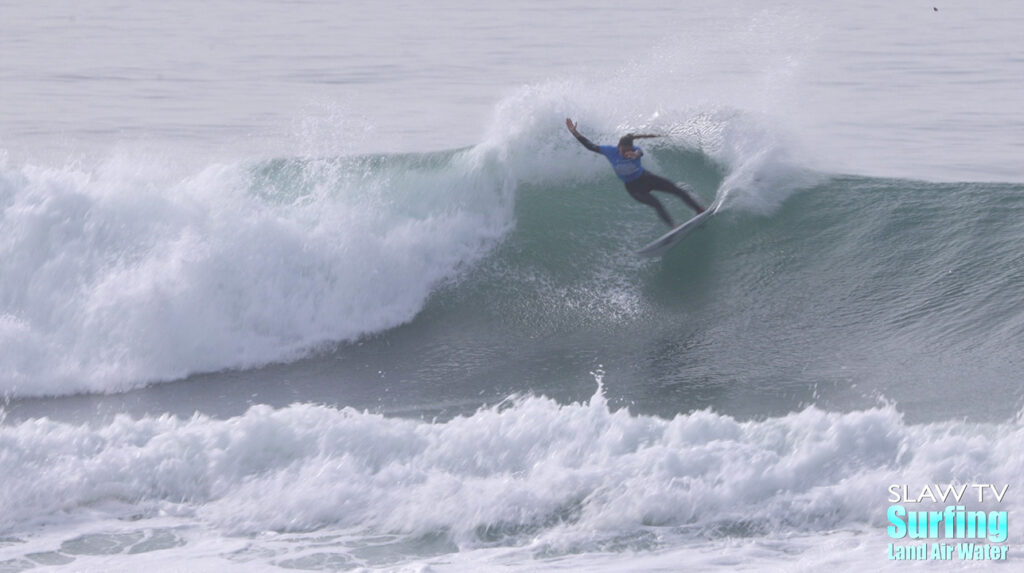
[565,118,601,153]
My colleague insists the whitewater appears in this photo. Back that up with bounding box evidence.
[2,1,1024,571]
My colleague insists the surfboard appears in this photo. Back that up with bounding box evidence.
[636,199,720,258]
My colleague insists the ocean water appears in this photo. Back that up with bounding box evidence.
[2,1,1023,571]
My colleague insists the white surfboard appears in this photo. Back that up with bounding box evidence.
[636,198,721,258]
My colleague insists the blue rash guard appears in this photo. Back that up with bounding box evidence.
[598,145,645,182]
[569,130,646,182]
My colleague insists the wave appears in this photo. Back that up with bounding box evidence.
[3,78,1023,400]
[1,384,1020,569]
[0,77,812,398]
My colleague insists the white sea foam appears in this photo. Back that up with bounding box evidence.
[1,386,1020,570]
[0,148,513,397]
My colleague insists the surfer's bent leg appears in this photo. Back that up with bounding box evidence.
[644,173,704,214]
[625,178,676,227]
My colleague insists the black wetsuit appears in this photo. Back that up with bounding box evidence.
[571,131,703,227]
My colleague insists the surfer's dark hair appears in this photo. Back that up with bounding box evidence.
[618,133,660,148]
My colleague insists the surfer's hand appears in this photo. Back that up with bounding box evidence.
[565,118,578,134]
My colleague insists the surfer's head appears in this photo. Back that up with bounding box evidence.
[619,133,660,155]
[617,135,635,153]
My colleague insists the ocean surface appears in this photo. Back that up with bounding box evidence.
[2,1,1023,571]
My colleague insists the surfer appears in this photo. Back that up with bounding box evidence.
[566,118,704,227]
